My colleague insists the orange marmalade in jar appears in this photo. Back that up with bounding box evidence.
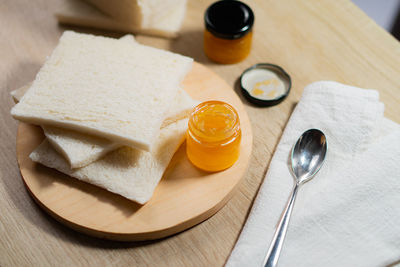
[204,0,254,64]
[186,101,241,172]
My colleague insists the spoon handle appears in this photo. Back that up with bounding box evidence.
[263,184,299,267]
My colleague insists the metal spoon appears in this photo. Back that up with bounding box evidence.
[263,129,327,267]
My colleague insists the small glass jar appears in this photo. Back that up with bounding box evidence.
[186,101,241,172]
[204,0,254,64]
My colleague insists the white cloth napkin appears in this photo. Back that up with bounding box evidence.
[226,81,400,267]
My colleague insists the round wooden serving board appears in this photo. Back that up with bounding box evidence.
[16,62,253,241]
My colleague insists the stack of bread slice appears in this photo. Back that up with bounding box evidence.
[11,31,197,204]
[56,0,187,38]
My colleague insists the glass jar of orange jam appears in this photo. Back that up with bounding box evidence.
[204,0,254,64]
[186,101,241,172]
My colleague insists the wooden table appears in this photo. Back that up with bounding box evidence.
[1,0,399,266]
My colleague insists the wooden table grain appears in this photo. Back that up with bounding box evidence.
[1,0,399,266]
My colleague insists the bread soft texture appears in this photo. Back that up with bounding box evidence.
[84,0,187,29]
[10,34,197,168]
[44,88,197,168]
[11,31,193,151]
[10,34,135,104]
[30,118,188,204]
[12,83,197,168]
[56,0,186,38]
[43,126,120,169]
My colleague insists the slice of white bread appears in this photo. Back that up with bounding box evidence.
[56,0,186,38]
[84,0,187,28]
[12,83,197,168]
[11,31,193,151]
[43,88,197,168]
[30,118,188,204]
[10,34,197,168]
[44,126,119,168]
[10,34,135,104]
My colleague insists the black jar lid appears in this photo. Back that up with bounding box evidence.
[240,63,292,107]
[205,0,254,40]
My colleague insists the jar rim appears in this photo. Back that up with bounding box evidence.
[188,100,240,144]
[205,0,254,40]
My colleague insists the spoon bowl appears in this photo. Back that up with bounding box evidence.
[291,129,327,184]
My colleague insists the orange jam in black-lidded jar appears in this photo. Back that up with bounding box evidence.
[204,0,254,64]
[186,101,241,172]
